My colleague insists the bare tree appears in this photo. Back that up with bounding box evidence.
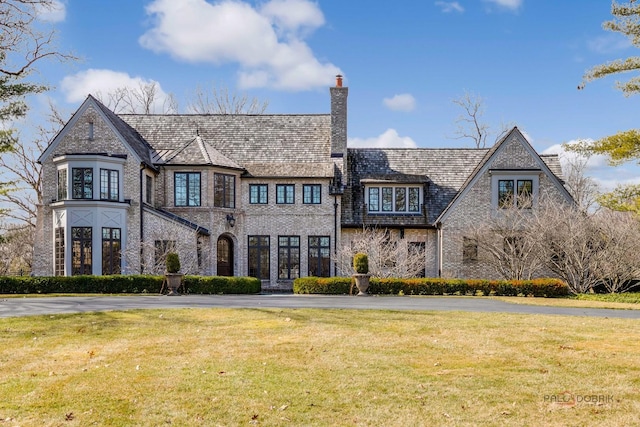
[591,210,640,293]
[0,100,66,227]
[467,195,545,280]
[558,149,601,212]
[534,202,604,294]
[0,223,33,275]
[450,91,513,148]
[0,0,75,209]
[126,215,209,276]
[187,82,269,114]
[336,228,426,278]
[94,81,178,114]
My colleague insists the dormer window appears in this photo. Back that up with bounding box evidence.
[366,185,421,214]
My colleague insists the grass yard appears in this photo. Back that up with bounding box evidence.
[1,308,639,426]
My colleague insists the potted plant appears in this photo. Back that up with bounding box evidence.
[165,252,183,296]
[352,252,370,296]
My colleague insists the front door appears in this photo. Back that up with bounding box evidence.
[217,236,233,276]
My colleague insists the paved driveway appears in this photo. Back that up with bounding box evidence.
[1,294,639,319]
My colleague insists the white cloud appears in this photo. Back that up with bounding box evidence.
[260,0,325,36]
[587,34,632,55]
[348,129,417,148]
[542,141,609,171]
[138,0,341,91]
[383,94,416,112]
[484,0,522,11]
[36,0,66,23]
[435,1,464,13]
[60,69,172,113]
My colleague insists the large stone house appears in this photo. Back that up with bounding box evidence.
[33,77,573,289]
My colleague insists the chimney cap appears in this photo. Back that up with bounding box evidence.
[335,74,343,87]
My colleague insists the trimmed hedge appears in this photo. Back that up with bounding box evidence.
[294,277,569,298]
[0,275,261,295]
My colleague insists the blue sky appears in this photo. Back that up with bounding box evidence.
[27,0,640,189]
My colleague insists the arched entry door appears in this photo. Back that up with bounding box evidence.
[217,236,234,276]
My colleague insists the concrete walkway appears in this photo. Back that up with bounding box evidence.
[1,294,639,319]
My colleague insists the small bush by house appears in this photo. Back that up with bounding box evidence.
[294,277,569,297]
[0,275,261,295]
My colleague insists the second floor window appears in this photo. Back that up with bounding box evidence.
[100,169,119,201]
[57,168,67,200]
[498,179,533,209]
[145,175,153,204]
[72,168,93,199]
[175,172,201,207]
[276,184,295,204]
[367,186,420,213]
[303,184,321,204]
[214,173,235,208]
[250,184,268,204]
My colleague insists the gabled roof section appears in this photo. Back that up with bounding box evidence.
[153,135,243,169]
[436,127,574,223]
[120,114,334,177]
[38,95,156,170]
[347,147,489,222]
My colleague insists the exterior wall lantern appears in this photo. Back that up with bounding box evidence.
[226,214,236,227]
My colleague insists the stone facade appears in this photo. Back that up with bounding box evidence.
[33,79,572,288]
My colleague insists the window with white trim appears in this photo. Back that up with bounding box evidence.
[366,185,421,214]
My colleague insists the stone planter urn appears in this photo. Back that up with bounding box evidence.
[352,252,370,296]
[165,273,184,296]
[353,273,371,296]
[164,252,183,296]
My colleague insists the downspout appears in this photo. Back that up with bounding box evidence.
[436,222,443,278]
[139,165,144,274]
[333,195,338,276]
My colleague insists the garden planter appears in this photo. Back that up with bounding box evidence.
[165,273,183,296]
[353,274,371,296]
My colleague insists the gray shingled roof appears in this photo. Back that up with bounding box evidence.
[90,95,155,168]
[347,147,489,222]
[119,114,334,177]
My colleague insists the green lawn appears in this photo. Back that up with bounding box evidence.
[1,308,639,426]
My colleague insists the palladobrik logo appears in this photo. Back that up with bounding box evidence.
[544,390,614,406]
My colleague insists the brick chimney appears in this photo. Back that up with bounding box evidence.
[330,74,347,158]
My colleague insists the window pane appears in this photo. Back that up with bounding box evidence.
[498,180,514,208]
[146,175,152,204]
[277,185,294,204]
[382,187,393,211]
[57,169,67,200]
[517,180,533,209]
[248,235,270,280]
[278,236,300,279]
[250,184,267,204]
[102,227,121,275]
[308,236,330,277]
[368,188,379,212]
[409,188,420,212]
[395,188,406,211]
[55,227,65,276]
[72,168,93,199]
[188,173,200,206]
[175,173,187,206]
[71,227,92,275]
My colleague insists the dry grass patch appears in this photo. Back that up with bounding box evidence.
[1,308,639,426]
[494,296,640,310]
